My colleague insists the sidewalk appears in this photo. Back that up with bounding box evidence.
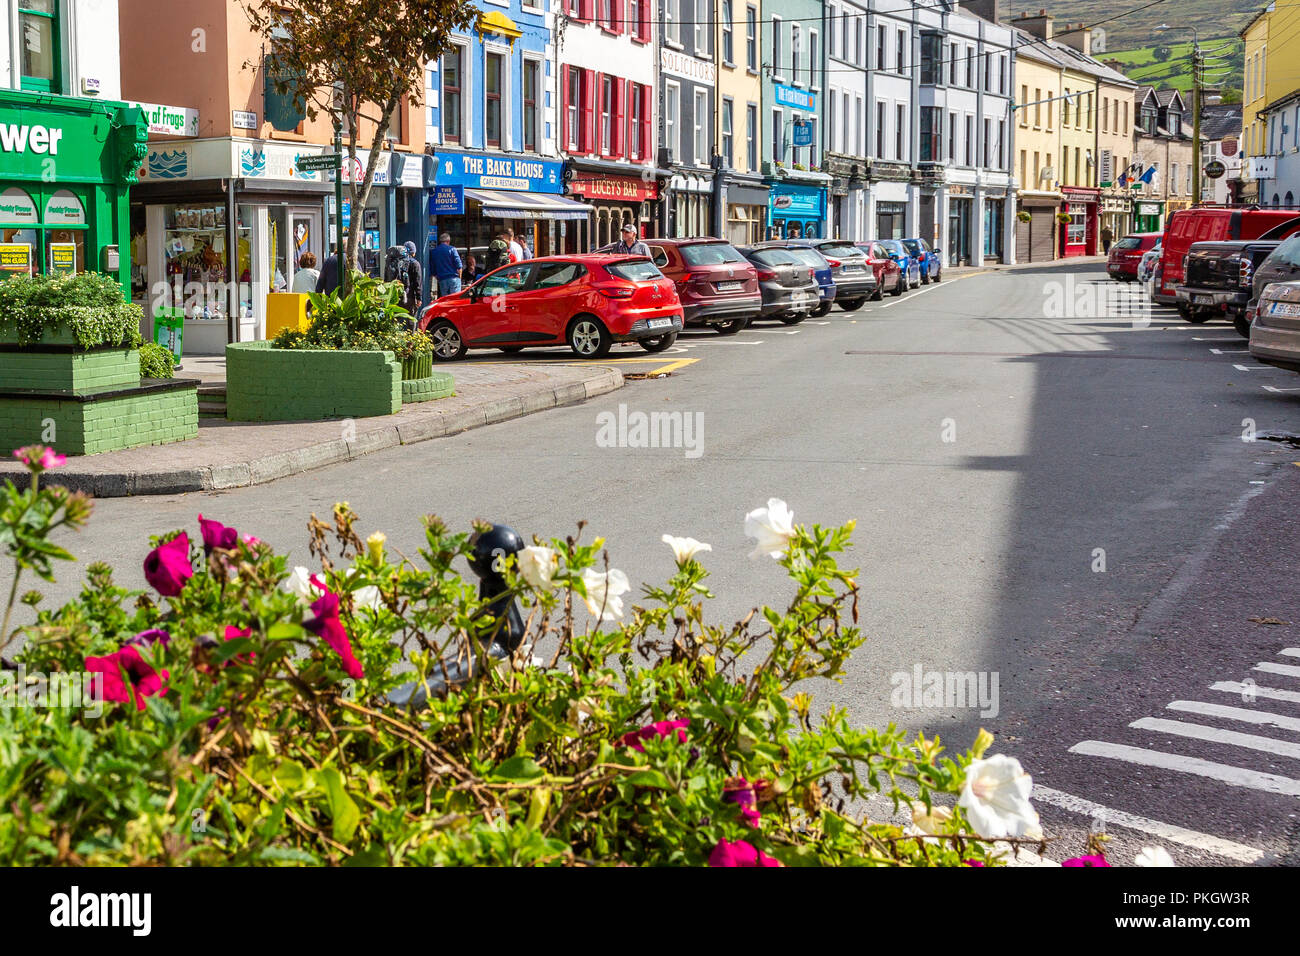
[946,255,1107,278]
[0,361,624,497]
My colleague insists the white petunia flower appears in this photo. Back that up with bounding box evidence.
[518,545,560,591]
[908,801,955,836]
[283,565,322,603]
[957,754,1042,840]
[744,498,795,560]
[1135,846,1176,867]
[351,584,383,611]
[580,567,631,621]
[662,534,712,564]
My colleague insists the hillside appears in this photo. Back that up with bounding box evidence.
[1037,0,1262,52]
[1103,38,1244,95]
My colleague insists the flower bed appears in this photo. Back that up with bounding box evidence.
[225,340,402,421]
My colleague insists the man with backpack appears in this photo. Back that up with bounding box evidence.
[486,231,512,272]
[384,243,423,321]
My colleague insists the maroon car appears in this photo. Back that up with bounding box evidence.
[1107,233,1161,282]
[607,238,762,334]
[856,241,903,299]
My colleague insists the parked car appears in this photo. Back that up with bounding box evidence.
[418,255,682,360]
[752,241,836,316]
[597,237,759,334]
[877,239,922,291]
[1107,232,1161,282]
[1156,206,1300,309]
[1249,279,1300,373]
[1248,233,1300,326]
[736,246,820,323]
[1177,240,1284,336]
[901,238,942,283]
[1137,239,1162,285]
[856,241,903,298]
[807,239,876,309]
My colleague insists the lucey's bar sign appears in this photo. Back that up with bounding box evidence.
[568,174,658,202]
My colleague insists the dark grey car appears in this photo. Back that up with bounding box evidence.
[738,247,819,324]
[1250,233,1300,317]
[808,240,877,310]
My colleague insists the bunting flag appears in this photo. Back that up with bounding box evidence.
[1139,165,1156,185]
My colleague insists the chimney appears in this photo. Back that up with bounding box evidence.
[1011,9,1052,41]
[959,0,1000,23]
[1057,21,1092,56]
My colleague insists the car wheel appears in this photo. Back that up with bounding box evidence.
[714,314,749,335]
[638,332,678,353]
[890,276,904,297]
[1177,304,1208,324]
[567,315,612,358]
[920,271,930,285]
[837,297,866,311]
[932,269,941,283]
[497,346,524,354]
[781,312,807,325]
[428,320,466,361]
[1233,313,1252,338]
[812,301,832,317]
[870,285,884,301]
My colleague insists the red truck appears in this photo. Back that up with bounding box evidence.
[1156,206,1300,314]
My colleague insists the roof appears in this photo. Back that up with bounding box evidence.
[1010,27,1138,87]
[1200,105,1243,140]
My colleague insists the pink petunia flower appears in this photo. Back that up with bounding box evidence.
[723,777,762,828]
[13,445,66,471]
[708,838,782,867]
[86,644,170,711]
[198,514,240,556]
[303,576,364,680]
[620,719,690,753]
[143,533,193,597]
[1062,855,1111,867]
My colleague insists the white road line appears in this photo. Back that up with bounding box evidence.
[1210,348,1250,354]
[1168,700,1300,734]
[1068,740,1300,796]
[809,320,832,325]
[1032,785,1268,863]
[1193,336,1244,341]
[1280,648,1300,658]
[1263,385,1300,393]
[1130,717,1300,760]
[762,329,803,334]
[1212,680,1300,704]
[1254,661,1300,679]
[708,340,765,345]
[1233,364,1271,371]
[876,284,941,309]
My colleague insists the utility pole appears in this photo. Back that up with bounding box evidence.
[1192,42,1203,204]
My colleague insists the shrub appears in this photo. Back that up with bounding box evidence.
[139,343,176,380]
[0,273,143,349]
[274,271,412,352]
[0,453,1055,867]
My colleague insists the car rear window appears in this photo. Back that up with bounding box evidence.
[818,242,861,258]
[748,248,799,266]
[901,240,922,255]
[605,259,663,281]
[1112,237,1142,251]
[681,242,745,266]
[786,248,828,268]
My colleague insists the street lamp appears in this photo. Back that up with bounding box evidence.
[1153,24,1203,204]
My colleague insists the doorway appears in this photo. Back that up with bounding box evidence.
[289,207,322,287]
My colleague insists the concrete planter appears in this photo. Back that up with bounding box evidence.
[226,341,402,421]
[401,354,433,381]
[401,371,455,404]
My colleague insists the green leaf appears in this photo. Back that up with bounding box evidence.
[489,755,545,783]
[312,767,360,843]
[273,759,308,793]
[267,621,304,641]
[626,769,672,789]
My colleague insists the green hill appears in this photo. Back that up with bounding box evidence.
[1036,0,1262,52]
[1102,38,1244,95]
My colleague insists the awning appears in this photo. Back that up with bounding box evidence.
[464,188,593,221]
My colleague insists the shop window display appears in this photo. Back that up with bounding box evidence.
[160,203,253,320]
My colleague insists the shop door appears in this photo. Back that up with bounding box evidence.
[1029,208,1055,261]
[289,209,322,287]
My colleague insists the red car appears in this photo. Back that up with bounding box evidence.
[856,241,903,299]
[418,255,682,360]
[621,238,761,334]
[1106,232,1161,281]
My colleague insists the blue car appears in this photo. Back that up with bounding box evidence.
[902,238,942,284]
[878,240,922,292]
[751,241,836,316]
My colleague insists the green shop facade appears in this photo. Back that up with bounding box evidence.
[0,88,147,290]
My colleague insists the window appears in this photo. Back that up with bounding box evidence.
[1101,96,1108,133]
[876,101,886,157]
[1019,85,1028,126]
[722,97,734,167]
[998,119,1006,169]
[982,118,991,168]
[856,95,864,155]
[442,47,464,144]
[1171,163,1179,194]
[964,114,973,165]
[564,66,582,151]
[1086,93,1093,130]
[18,0,59,92]
[920,34,941,85]
[810,29,819,88]
[965,46,973,88]
[665,0,680,44]
[534,262,585,288]
[1061,145,1069,185]
[828,89,837,150]
[1046,93,1053,130]
[1020,149,1027,186]
[483,263,533,297]
[630,0,649,42]
[828,5,838,58]
[877,26,886,72]
[792,24,802,83]
[948,110,957,164]
[1033,88,1041,128]
[983,49,990,91]
[600,74,614,155]
[599,0,612,30]
[843,92,851,153]
[920,107,941,162]
[896,103,905,160]
[746,6,757,70]
[694,0,706,53]
[999,55,1007,94]
[485,51,504,148]
[746,103,758,172]
[773,17,784,78]
[1066,203,1086,246]
[629,82,642,159]
[772,107,783,163]
[523,59,540,152]
[694,88,709,164]
[854,16,862,66]
[665,81,680,159]
[897,28,906,73]
[722,0,734,62]
[949,42,959,85]
[1063,88,1071,127]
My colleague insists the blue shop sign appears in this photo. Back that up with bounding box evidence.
[773,83,816,112]
[433,150,563,193]
[769,183,825,218]
[430,184,464,216]
[792,121,814,147]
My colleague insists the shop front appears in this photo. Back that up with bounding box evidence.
[430,149,591,261]
[723,176,769,246]
[1133,200,1164,234]
[1059,187,1100,257]
[948,186,975,266]
[1015,192,1061,262]
[1101,195,1133,242]
[665,171,715,239]
[767,179,828,240]
[565,160,663,250]
[982,190,1007,263]
[132,137,335,351]
[0,89,147,291]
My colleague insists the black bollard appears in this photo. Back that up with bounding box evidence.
[387,522,526,711]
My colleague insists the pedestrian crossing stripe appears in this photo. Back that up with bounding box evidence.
[1068,740,1300,797]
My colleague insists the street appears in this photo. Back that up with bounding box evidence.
[11,260,1300,865]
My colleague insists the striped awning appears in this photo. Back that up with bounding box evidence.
[464,188,593,221]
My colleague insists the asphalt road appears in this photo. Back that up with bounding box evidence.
[8,261,1300,865]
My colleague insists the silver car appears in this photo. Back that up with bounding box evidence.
[1249,279,1300,373]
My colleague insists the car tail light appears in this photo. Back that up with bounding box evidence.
[755,268,776,281]
[1182,255,1189,272]
[1238,257,1254,288]
[1246,303,1257,324]
[597,285,634,298]
[824,257,842,267]
[807,268,816,280]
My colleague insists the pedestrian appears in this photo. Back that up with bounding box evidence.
[486,232,512,271]
[506,228,526,263]
[462,253,484,286]
[402,241,423,315]
[431,233,463,298]
[788,223,803,239]
[1100,225,1114,254]
[291,251,320,293]
[315,247,341,294]
[613,222,651,257]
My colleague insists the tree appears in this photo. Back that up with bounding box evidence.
[241,0,479,291]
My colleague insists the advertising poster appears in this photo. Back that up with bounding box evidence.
[153,308,185,367]
[0,243,33,276]
[48,243,77,276]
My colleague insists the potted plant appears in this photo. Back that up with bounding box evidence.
[1056,212,1073,225]
[0,273,142,349]
[1017,210,1033,223]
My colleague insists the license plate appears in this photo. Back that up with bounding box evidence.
[717,280,743,291]
[841,265,862,273]
[1269,300,1300,317]
[647,317,674,329]
[1193,294,1214,305]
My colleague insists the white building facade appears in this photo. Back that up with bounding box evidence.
[1,0,122,97]
[824,0,870,238]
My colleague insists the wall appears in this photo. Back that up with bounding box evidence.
[225,341,401,420]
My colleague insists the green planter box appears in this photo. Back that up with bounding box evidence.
[226,340,402,421]
[0,345,140,392]
[401,372,455,404]
[0,380,199,456]
[401,354,433,380]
